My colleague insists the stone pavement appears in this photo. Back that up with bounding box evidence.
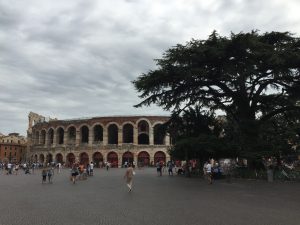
[0,168,299,225]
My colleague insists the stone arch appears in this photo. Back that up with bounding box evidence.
[80,125,89,143]
[136,118,152,127]
[39,154,45,164]
[35,130,40,144]
[57,127,64,145]
[40,130,46,145]
[47,128,54,145]
[67,125,76,144]
[138,151,150,167]
[93,152,103,168]
[122,151,134,165]
[34,154,38,163]
[66,153,76,166]
[46,153,53,164]
[154,151,166,163]
[153,123,165,145]
[138,120,149,144]
[107,151,118,168]
[93,124,103,143]
[123,123,133,143]
[55,153,63,163]
[107,123,119,144]
[80,152,89,166]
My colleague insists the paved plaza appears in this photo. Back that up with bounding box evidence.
[0,168,299,225]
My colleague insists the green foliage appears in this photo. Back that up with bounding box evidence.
[133,30,300,159]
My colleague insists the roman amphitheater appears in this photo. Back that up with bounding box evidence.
[27,112,171,167]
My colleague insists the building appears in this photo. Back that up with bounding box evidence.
[27,112,171,167]
[0,133,27,163]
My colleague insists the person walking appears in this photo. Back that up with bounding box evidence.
[167,161,173,176]
[204,160,212,184]
[124,163,135,192]
[90,162,94,176]
[47,167,54,183]
[70,164,78,184]
[42,168,47,184]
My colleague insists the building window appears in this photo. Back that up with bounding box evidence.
[15,152,17,156]
[5,147,7,150]
[4,152,6,156]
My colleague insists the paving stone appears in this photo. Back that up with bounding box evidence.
[0,168,299,225]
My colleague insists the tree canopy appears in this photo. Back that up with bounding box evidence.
[133,31,300,158]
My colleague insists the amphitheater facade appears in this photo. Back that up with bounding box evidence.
[27,112,171,167]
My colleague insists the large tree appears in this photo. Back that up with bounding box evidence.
[133,31,300,158]
[166,106,224,161]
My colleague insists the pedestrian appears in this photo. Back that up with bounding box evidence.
[15,163,19,175]
[168,161,173,176]
[124,163,135,192]
[42,168,47,184]
[156,161,162,176]
[47,167,54,183]
[70,164,78,184]
[57,162,62,174]
[204,160,212,184]
[90,162,94,176]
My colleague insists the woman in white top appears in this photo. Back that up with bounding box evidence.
[124,163,134,192]
[205,161,212,184]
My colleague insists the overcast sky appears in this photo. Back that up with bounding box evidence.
[0,0,300,136]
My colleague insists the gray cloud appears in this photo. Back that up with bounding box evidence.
[0,0,300,136]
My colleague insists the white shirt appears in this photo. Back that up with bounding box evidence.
[205,163,212,173]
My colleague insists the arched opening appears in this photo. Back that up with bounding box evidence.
[138,151,150,167]
[35,131,39,144]
[138,133,149,145]
[81,126,89,143]
[122,151,134,166]
[48,128,54,145]
[66,153,75,167]
[138,120,149,144]
[154,124,165,145]
[46,153,53,164]
[94,125,103,143]
[154,151,166,163]
[138,120,149,133]
[39,154,45,164]
[56,153,63,164]
[107,152,118,168]
[57,127,64,145]
[68,126,76,144]
[34,154,38,163]
[108,124,118,144]
[80,152,89,166]
[93,152,103,168]
[123,124,133,143]
[41,130,46,145]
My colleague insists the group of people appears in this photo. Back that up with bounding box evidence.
[70,162,94,184]
[41,167,54,183]
[156,160,175,176]
[0,162,30,175]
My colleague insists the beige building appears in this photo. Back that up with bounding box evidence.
[27,112,171,167]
